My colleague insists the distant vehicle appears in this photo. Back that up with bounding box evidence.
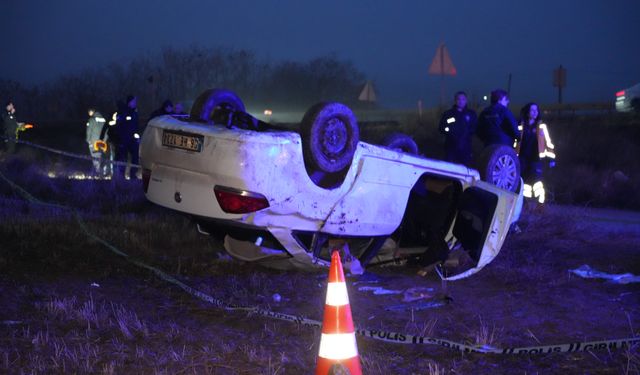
[140,88,522,280]
[615,83,640,113]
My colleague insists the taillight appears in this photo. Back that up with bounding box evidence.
[214,186,269,214]
[616,90,625,97]
[142,169,151,193]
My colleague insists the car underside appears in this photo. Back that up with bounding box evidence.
[140,89,521,280]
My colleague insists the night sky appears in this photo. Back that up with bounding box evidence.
[2,0,639,107]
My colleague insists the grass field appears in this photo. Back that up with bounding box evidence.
[1,129,639,373]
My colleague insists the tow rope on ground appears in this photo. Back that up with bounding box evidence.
[0,151,638,355]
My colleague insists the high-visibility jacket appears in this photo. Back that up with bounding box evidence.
[515,122,555,161]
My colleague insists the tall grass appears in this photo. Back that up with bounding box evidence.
[6,110,639,210]
[547,118,640,209]
[399,112,640,209]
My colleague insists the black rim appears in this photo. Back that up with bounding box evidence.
[320,116,348,159]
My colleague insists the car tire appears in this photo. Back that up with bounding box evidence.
[381,132,419,154]
[190,88,245,122]
[301,102,360,174]
[477,144,521,193]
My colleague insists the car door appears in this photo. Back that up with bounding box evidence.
[447,180,518,280]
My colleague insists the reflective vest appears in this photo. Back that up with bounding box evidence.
[515,122,555,160]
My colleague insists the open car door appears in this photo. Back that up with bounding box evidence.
[446,180,519,280]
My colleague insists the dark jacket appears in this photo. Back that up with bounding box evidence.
[438,106,477,164]
[102,101,126,145]
[117,106,139,144]
[148,100,173,121]
[476,104,520,146]
[101,116,117,144]
[1,110,19,139]
[518,122,540,164]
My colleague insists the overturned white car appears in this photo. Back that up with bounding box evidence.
[140,89,522,280]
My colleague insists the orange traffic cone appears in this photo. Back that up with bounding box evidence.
[316,249,362,375]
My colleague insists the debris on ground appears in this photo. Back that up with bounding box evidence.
[1,320,23,325]
[612,170,630,183]
[402,287,435,302]
[328,241,365,275]
[352,272,382,285]
[385,300,447,312]
[570,265,640,284]
[346,257,364,275]
[217,252,233,261]
[417,262,440,277]
[357,286,403,295]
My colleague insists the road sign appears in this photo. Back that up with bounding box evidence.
[553,65,567,104]
[553,65,566,88]
[358,81,377,102]
[429,43,457,106]
[428,43,457,76]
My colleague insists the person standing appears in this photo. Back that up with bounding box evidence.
[100,100,126,178]
[1,100,21,154]
[172,102,186,117]
[516,102,556,205]
[438,91,477,166]
[86,108,108,175]
[146,99,173,137]
[148,99,173,121]
[114,95,140,179]
[476,89,520,147]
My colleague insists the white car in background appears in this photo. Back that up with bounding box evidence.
[615,83,640,113]
[140,89,522,280]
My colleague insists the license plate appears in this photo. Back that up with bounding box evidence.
[162,130,203,152]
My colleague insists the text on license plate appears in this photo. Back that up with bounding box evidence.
[162,131,203,152]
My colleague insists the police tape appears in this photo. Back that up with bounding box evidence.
[0,135,140,169]
[0,169,638,355]
[354,331,640,354]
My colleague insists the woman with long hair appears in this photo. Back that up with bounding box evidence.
[516,102,555,205]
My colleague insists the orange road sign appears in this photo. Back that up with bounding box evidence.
[428,43,457,76]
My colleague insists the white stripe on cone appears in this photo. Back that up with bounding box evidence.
[326,282,349,306]
[318,333,359,360]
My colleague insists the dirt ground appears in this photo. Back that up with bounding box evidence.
[1,160,639,374]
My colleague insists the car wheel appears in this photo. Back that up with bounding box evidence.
[301,102,360,174]
[190,88,245,122]
[381,132,419,154]
[477,144,521,193]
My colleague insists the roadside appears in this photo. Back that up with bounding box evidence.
[0,171,638,373]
